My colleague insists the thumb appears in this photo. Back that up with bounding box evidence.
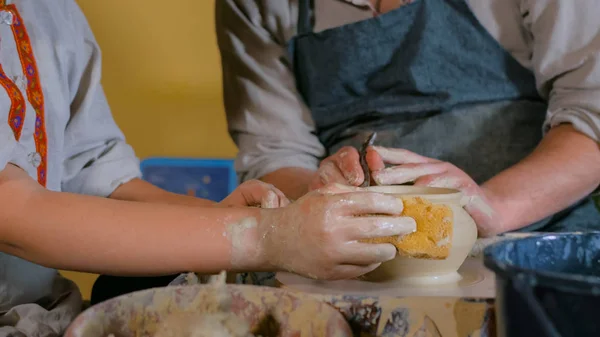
[261,189,291,208]
[239,183,289,208]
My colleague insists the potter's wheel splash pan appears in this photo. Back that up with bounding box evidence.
[65,284,352,337]
[484,232,600,337]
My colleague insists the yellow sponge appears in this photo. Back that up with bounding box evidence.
[362,197,453,259]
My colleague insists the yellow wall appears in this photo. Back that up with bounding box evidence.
[78,0,237,159]
[63,0,237,299]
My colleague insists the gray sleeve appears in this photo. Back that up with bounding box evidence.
[60,0,141,197]
[524,0,600,142]
[216,0,325,182]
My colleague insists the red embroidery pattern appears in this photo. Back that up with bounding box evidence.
[4,4,48,186]
[0,64,26,140]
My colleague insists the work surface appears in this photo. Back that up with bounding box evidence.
[276,257,496,336]
[271,234,533,336]
[277,258,495,298]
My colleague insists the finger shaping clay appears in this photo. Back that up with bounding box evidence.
[361,186,477,284]
[362,196,453,259]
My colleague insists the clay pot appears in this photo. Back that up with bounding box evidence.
[361,186,478,284]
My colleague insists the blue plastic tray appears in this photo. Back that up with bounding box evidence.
[140,157,237,202]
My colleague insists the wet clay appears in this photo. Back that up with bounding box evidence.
[153,272,255,337]
[153,313,253,337]
[362,186,477,283]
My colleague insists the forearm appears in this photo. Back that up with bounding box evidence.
[109,178,216,207]
[0,167,263,276]
[482,124,600,234]
[260,167,315,200]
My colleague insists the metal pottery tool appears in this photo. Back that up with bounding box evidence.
[359,132,377,187]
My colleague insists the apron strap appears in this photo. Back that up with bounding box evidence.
[297,0,313,35]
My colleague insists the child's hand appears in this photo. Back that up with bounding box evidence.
[220,180,290,208]
[255,184,416,280]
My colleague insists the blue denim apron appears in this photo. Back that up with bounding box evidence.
[289,0,599,233]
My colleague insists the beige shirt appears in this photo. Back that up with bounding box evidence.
[0,0,141,335]
[217,0,600,182]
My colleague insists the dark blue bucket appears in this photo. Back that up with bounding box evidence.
[484,233,600,337]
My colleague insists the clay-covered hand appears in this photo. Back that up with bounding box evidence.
[368,147,500,237]
[220,180,290,208]
[257,184,417,280]
[308,147,367,191]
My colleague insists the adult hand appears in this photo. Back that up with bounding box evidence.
[257,184,416,280]
[308,147,367,191]
[368,147,501,237]
[220,180,290,208]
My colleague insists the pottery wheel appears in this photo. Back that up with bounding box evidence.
[276,257,495,298]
